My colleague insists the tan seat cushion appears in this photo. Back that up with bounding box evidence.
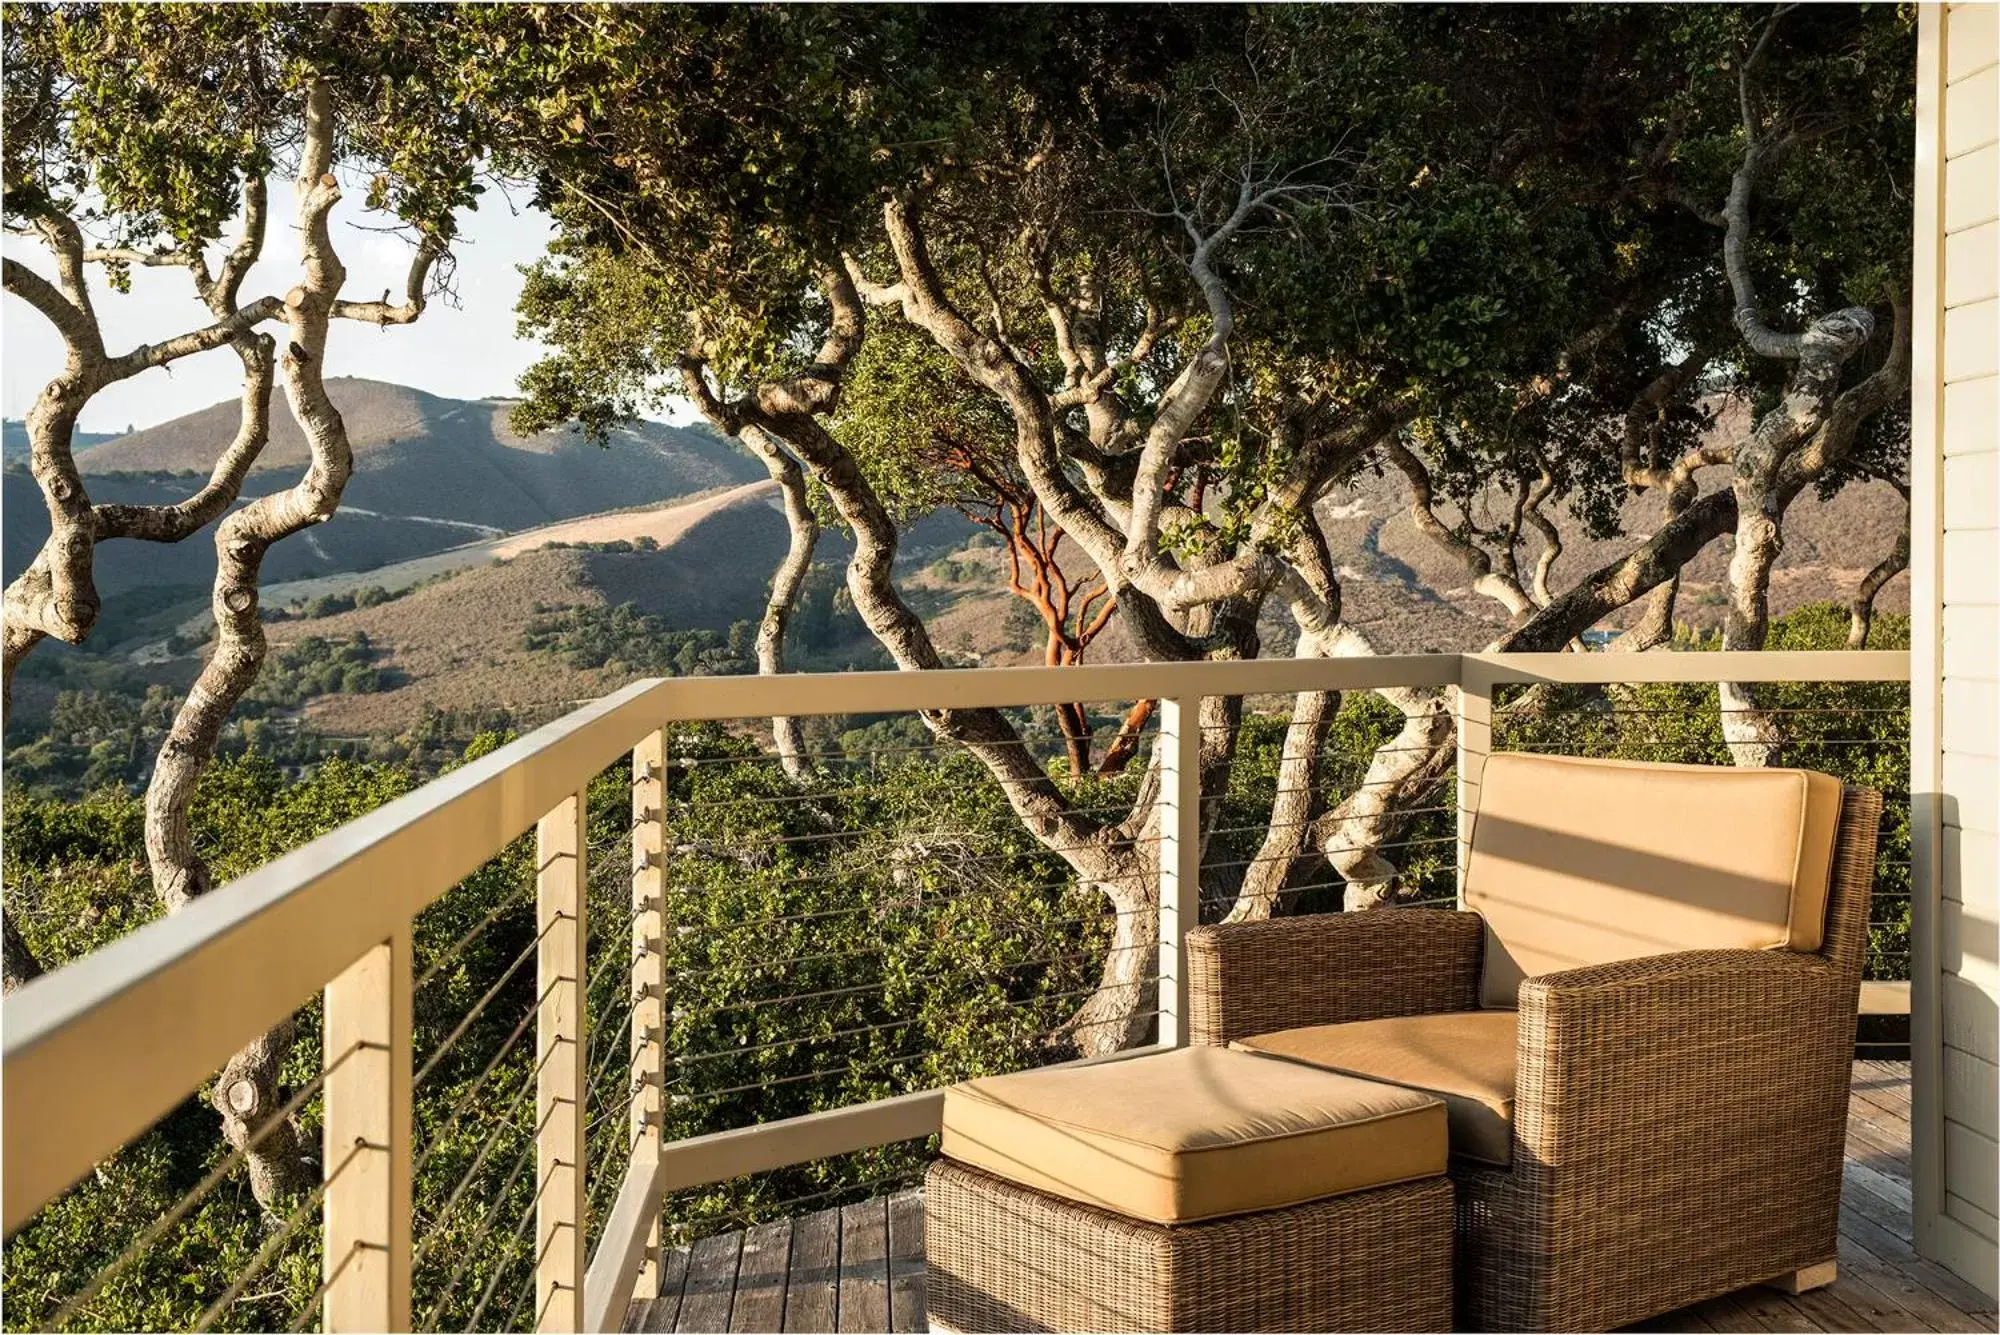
[1235,1010,1519,1166]
[938,1045,1447,1225]
[1466,753,1843,1008]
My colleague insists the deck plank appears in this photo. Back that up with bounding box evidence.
[1846,1089,1914,1143]
[1841,1209,1998,1325]
[1836,1228,1978,1333]
[729,1218,794,1333]
[1779,1271,1913,1334]
[632,1062,1999,1335]
[836,1199,890,1334]
[782,1206,841,1333]
[1680,1288,1794,1332]
[885,1189,926,1333]
[1845,1109,1915,1180]
[1843,1161,1918,1243]
[677,1230,743,1333]
[630,1244,692,1333]
[1849,1080,1915,1127]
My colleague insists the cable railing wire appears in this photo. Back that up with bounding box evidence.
[412,973,558,1176]
[192,1137,370,1333]
[58,686,1891,1335]
[415,914,567,1090]
[46,1037,371,1331]
[417,1102,558,1329]
[461,1169,561,1333]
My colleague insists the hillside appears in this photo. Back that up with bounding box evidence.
[164,479,785,631]
[219,440,1906,737]
[2,379,763,603]
[217,488,974,735]
[8,377,1908,743]
[2,418,119,464]
[1320,465,1909,642]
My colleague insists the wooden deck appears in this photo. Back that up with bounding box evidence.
[626,1062,1998,1333]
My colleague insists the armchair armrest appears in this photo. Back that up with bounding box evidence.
[1185,908,1483,1047]
[1459,947,1857,1331]
[1512,946,1853,1172]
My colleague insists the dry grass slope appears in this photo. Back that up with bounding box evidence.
[293,490,793,734]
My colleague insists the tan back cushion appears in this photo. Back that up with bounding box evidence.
[1465,753,1843,1008]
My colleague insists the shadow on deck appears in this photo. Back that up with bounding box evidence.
[627,1061,1998,1334]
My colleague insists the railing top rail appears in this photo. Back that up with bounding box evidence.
[2,674,664,1236]
[1462,649,1911,686]
[0,647,1909,1234]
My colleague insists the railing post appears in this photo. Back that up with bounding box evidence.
[1455,661,1493,906]
[538,792,588,1333]
[630,729,667,1299]
[1157,696,1203,1047]
[322,929,413,1333]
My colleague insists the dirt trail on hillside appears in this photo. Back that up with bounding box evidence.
[137,480,778,659]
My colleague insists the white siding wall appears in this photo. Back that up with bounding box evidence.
[1914,1,2000,1302]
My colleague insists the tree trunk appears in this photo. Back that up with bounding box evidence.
[1222,688,1331,924]
[1315,629,1455,910]
[1616,576,1680,653]
[2,390,97,714]
[1719,488,1785,766]
[1096,698,1155,776]
[2,909,44,995]
[1848,528,1908,649]
[212,1018,314,1205]
[1058,849,1159,1055]
[143,95,350,1215]
[739,425,819,782]
[1055,700,1093,775]
[2,186,280,712]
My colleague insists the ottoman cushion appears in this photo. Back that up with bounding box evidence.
[939,1045,1446,1225]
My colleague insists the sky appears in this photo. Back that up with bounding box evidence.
[2,178,693,434]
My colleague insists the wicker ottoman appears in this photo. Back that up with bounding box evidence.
[925,1046,1455,1333]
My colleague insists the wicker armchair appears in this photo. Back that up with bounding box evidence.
[1188,774,1883,1333]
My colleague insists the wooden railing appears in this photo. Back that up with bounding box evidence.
[0,649,1909,1331]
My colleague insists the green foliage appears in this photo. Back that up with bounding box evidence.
[0,605,1914,1329]
[5,5,486,258]
[264,584,405,623]
[240,634,393,712]
[497,4,1909,617]
[3,684,179,797]
[522,602,754,677]
[655,729,1120,1233]
[537,536,660,554]
[2,755,415,1331]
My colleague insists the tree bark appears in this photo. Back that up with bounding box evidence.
[1848,526,1908,649]
[1096,698,1155,776]
[1497,489,1740,652]
[1223,685,1330,923]
[1315,626,1455,909]
[143,83,391,1214]
[1384,436,1537,618]
[2,909,44,995]
[738,424,819,782]
[696,264,1192,1055]
[1,180,279,715]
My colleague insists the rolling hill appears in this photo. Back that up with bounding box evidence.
[2,419,120,464]
[2,378,763,601]
[264,487,981,735]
